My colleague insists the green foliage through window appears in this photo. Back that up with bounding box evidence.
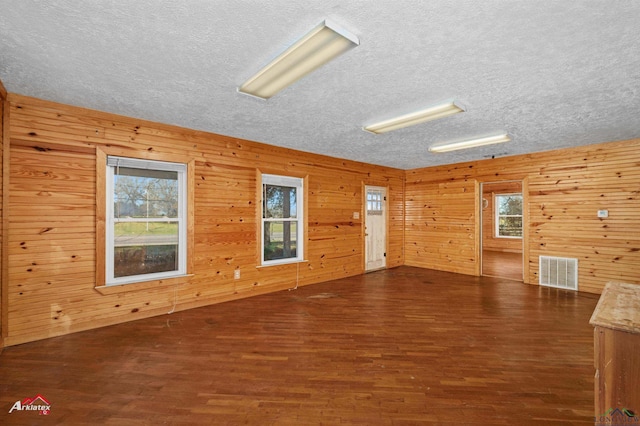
[262,175,303,264]
[106,156,186,285]
[495,193,523,238]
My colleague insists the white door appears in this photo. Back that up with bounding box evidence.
[365,186,387,271]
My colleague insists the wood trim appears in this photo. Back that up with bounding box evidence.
[385,185,390,271]
[256,169,263,265]
[95,147,106,286]
[94,275,192,295]
[186,159,195,275]
[256,167,309,180]
[361,182,366,272]
[522,176,530,284]
[0,79,7,101]
[97,143,194,165]
[474,180,481,276]
[1,98,9,347]
[303,173,309,268]
[402,174,406,265]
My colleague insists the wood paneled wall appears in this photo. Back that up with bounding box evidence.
[406,139,640,294]
[3,94,404,346]
[3,90,638,346]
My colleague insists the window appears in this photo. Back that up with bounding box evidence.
[106,156,187,285]
[367,190,384,215]
[261,174,304,265]
[495,193,523,238]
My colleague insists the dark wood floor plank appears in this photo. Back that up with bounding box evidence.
[0,266,599,425]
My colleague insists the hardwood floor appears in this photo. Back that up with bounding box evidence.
[482,250,523,281]
[0,267,600,425]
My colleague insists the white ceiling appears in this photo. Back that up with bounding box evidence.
[1,1,639,170]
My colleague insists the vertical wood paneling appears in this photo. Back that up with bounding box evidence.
[3,94,405,346]
[405,139,640,294]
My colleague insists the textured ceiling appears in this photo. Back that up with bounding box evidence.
[1,1,639,170]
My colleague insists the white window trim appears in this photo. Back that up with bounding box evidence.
[261,174,304,266]
[106,156,187,286]
[494,192,523,239]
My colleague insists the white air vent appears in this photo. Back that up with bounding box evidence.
[539,256,578,291]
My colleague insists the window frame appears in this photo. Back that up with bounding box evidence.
[95,147,194,293]
[494,192,523,239]
[260,173,305,266]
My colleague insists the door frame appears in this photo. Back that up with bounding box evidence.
[364,185,388,272]
[478,178,529,283]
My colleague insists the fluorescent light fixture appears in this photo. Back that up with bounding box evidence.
[428,133,511,153]
[238,20,359,99]
[363,100,465,134]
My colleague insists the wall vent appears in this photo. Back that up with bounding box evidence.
[539,256,578,291]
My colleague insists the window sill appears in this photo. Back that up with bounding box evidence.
[94,274,193,295]
[256,260,308,269]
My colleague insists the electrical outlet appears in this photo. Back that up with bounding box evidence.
[234,269,240,280]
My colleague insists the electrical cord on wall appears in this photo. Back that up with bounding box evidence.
[288,262,300,291]
[167,285,178,314]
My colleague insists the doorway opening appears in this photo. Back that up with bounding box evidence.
[365,186,387,272]
[480,181,523,281]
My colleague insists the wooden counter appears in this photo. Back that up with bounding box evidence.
[590,282,640,418]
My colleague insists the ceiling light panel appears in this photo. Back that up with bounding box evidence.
[364,100,465,134]
[428,133,511,153]
[238,20,359,99]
